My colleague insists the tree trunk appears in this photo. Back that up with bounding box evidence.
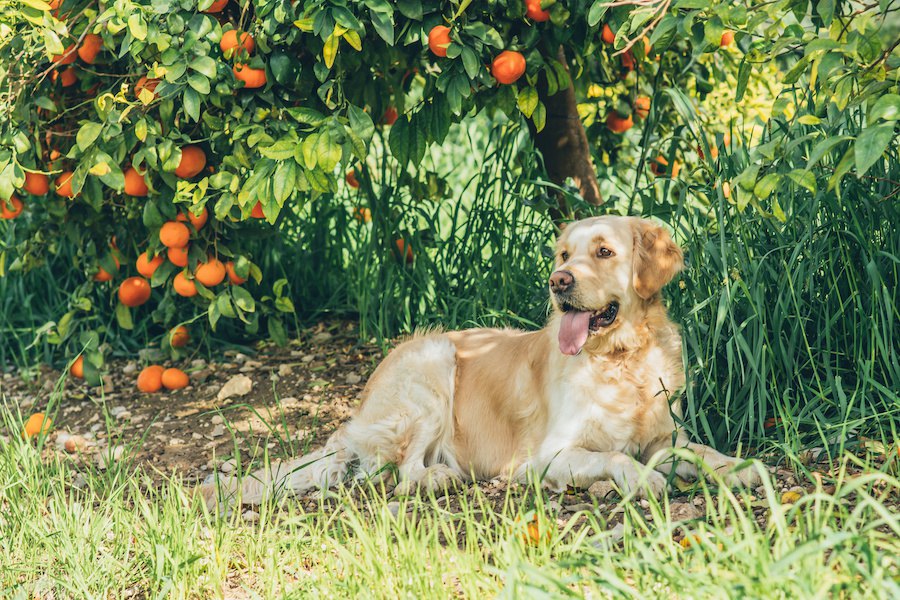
[530,46,602,218]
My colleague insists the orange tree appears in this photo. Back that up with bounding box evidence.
[0,0,898,382]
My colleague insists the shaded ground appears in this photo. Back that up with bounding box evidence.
[1,320,895,537]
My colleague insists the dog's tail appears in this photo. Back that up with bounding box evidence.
[197,429,352,509]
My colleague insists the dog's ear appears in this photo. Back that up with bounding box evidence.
[632,219,684,299]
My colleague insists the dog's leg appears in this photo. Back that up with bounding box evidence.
[198,430,353,509]
[534,447,667,499]
[643,438,760,488]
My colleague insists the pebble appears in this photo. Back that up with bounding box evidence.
[669,501,703,521]
[565,503,594,513]
[191,358,207,369]
[96,445,125,468]
[220,459,236,474]
[386,502,401,517]
[192,432,203,440]
[217,374,253,401]
[301,354,315,363]
[278,364,294,377]
[312,331,332,342]
[64,435,88,453]
[122,362,137,375]
[242,510,259,523]
[345,372,362,384]
[280,397,300,409]
[168,438,185,446]
[211,424,225,438]
[234,353,249,364]
[211,415,224,425]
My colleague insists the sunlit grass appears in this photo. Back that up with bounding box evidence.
[2,402,898,599]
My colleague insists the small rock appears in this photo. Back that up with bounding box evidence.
[211,415,224,425]
[192,432,203,440]
[220,459,236,474]
[301,354,315,363]
[168,438,185,446]
[217,374,253,401]
[96,445,125,468]
[565,503,594,513]
[278,364,294,377]
[345,372,362,385]
[234,353,249,364]
[280,397,300,409]
[386,502,401,517]
[122,362,138,375]
[210,424,226,438]
[242,510,259,523]
[669,501,703,521]
[192,369,213,383]
[64,435,88,453]
[588,480,616,499]
[312,331,332,342]
[55,432,71,449]
[72,473,87,489]
[110,405,128,417]
[547,499,561,512]
[191,358,207,369]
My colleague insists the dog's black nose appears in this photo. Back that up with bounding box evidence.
[549,270,574,294]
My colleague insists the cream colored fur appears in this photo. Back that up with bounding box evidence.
[200,216,759,508]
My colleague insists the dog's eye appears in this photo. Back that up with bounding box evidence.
[597,247,614,258]
[560,251,569,261]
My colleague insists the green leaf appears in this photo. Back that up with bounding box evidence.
[268,317,287,346]
[128,14,148,41]
[273,161,296,203]
[260,139,297,160]
[187,73,210,94]
[323,34,339,69]
[461,47,480,79]
[870,93,900,122]
[753,173,782,198]
[787,169,816,194]
[517,87,539,118]
[370,9,394,46]
[76,122,103,152]
[735,58,751,102]
[183,88,201,122]
[532,101,547,133]
[805,135,851,169]
[189,55,218,79]
[854,124,895,176]
[587,1,608,27]
[231,285,256,312]
[115,303,134,330]
[388,115,426,166]
[397,0,422,19]
[348,104,375,142]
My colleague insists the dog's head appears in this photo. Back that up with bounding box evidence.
[549,216,684,355]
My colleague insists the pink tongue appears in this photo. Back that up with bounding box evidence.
[558,311,591,355]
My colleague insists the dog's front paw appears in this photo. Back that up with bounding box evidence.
[614,464,667,499]
[711,458,761,489]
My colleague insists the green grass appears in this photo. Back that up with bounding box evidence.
[1,403,898,599]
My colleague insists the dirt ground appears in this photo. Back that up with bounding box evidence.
[1,320,894,535]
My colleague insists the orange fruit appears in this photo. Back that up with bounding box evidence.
[52,43,76,65]
[23,172,50,195]
[174,145,207,179]
[428,25,451,57]
[134,75,159,100]
[251,201,265,219]
[621,50,635,73]
[137,365,165,393]
[167,246,189,267]
[492,51,526,85]
[395,239,414,264]
[53,67,78,87]
[173,271,197,297]
[177,206,209,230]
[233,64,267,88]
[159,221,190,248]
[606,111,633,133]
[634,96,651,119]
[203,0,228,12]
[525,0,550,22]
[118,277,152,307]
[601,24,615,44]
[161,368,189,390]
[93,255,120,282]
[77,34,103,64]
[345,169,360,188]
[721,30,734,47]
[195,256,226,287]
[70,355,84,378]
[649,155,681,178]
[169,325,190,348]
[382,107,398,126]
[0,196,23,219]
[136,251,164,277]
[23,413,52,438]
[354,207,371,223]
[220,30,255,55]
[123,167,149,196]
[55,171,76,198]
[225,261,247,284]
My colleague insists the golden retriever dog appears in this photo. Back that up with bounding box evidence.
[201,216,759,507]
